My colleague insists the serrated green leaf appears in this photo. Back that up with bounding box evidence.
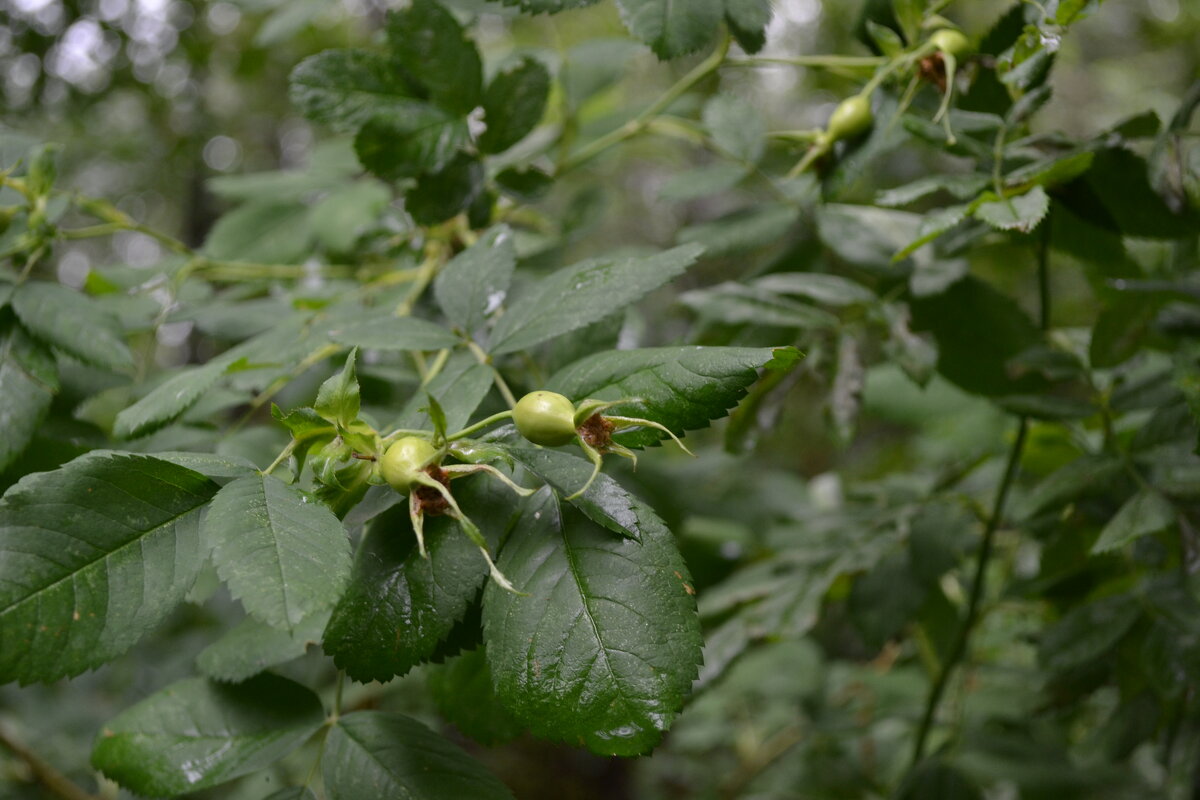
[724,0,772,53]
[703,94,766,164]
[393,351,494,433]
[429,648,524,745]
[0,316,57,471]
[489,244,703,355]
[1091,489,1175,554]
[91,674,325,796]
[323,712,514,800]
[616,0,722,59]
[894,204,970,260]
[354,105,469,181]
[0,453,218,684]
[197,611,330,683]
[324,478,516,682]
[480,57,551,154]
[974,186,1049,232]
[203,473,352,632]
[203,201,314,264]
[385,0,483,116]
[288,49,419,131]
[434,225,516,335]
[12,281,133,371]
[483,488,701,756]
[508,447,641,538]
[114,359,229,440]
[406,152,486,226]
[1015,454,1124,520]
[818,204,922,267]
[328,315,460,351]
[546,345,799,447]
[315,348,360,430]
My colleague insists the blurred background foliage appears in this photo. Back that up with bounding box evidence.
[3,0,1200,798]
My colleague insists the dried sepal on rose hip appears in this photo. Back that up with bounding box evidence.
[379,435,531,594]
[513,390,694,499]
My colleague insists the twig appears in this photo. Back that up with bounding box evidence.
[0,724,101,800]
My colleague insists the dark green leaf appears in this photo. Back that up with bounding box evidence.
[483,489,702,756]
[489,244,704,355]
[724,0,772,53]
[910,276,1045,397]
[0,316,57,471]
[616,0,722,59]
[507,447,641,539]
[354,104,469,181]
[324,478,516,682]
[385,0,483,115]
[323,711,514,800]
[328,315,460,351]
[91,674,325,796]
[495,166,553,202]
[406,153,486,226]
[1039,594,1140,673]
[203,474,352,632]
[429,648,524,745]
[434,226,516,335]
[0,453,218,684]
[12,281,133,371]
[1015,455,1124,520]
[1058,147,1200,238]
[547,345,800,447]
[876,174,990,207]
[480,58,550,154]
[289,49,420,131]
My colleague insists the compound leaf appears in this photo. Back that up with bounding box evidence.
[12,281,133,371]
[0,316,58,471]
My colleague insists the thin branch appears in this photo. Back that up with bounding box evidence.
[0,724,101,800]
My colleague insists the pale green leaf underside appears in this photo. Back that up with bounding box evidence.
[0,453,218,684]
[483,489,702,756]
[91,674,325,796]
[203,474,352,632]
[323,712,515,800]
